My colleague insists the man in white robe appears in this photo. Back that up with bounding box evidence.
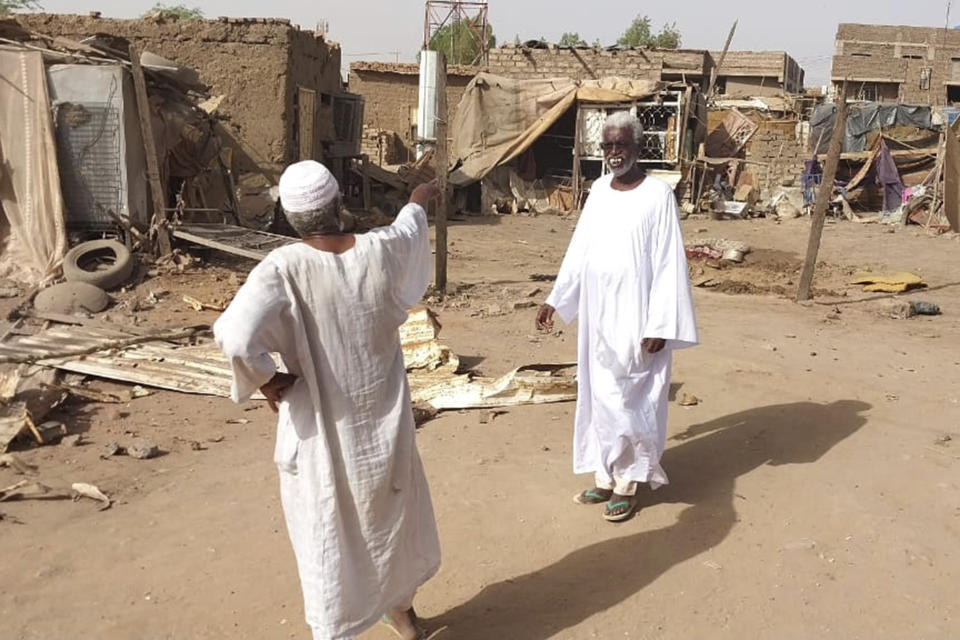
[214,160,441,639]
[537,112,698,522]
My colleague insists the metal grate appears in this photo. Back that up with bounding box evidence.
[54,102,122,230]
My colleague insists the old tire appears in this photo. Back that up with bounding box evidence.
[62,239,134,291]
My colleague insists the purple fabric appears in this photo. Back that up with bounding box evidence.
[874,140,903,213]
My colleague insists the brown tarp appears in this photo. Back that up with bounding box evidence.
[0,47,66,283]
[449,73,662,186]
[943,117,960,232]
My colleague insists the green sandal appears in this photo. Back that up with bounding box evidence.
[603,495,638,522]
[573,488,614,504]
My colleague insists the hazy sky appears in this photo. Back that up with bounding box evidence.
[34,0,955,86]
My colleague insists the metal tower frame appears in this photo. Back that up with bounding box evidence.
[424,1,490,65]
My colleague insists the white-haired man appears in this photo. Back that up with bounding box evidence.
[536,112,698,522]
[214,160,440,639]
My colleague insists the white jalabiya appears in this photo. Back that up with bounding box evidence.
[546,174,698,489]
[214,204,440,640]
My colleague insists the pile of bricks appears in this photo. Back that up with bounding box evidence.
[360,127,410,166]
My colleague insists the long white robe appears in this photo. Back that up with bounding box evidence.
[213,204,440,640]
[546,174,698,488]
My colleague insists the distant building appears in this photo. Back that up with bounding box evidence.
[709,51,804,96]
[832,23,960,105]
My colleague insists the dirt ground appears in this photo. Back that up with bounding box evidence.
[2,212,959,639]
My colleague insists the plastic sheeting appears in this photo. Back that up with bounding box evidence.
[0,48,67,283]
[450,73,662,186]
[810,102,933,154]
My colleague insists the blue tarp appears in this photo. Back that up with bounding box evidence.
[810,103,934,154]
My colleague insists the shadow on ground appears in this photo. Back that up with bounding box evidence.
[428,400,870,639]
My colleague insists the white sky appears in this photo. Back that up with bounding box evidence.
[30,0,957,86]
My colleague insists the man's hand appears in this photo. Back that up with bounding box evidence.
[409,181,441,209]
[260,372,298,413]
[642,338,666,354]
[536,304,555,331]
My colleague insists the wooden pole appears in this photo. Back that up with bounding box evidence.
[796,82,849,302]
[129,44,171,255]
[572,103,582,211]
[361,154,372,211]
[434,52,449,295]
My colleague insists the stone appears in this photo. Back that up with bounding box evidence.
[34,282,109,315]
[128,439,160,460]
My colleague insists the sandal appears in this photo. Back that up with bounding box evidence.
[573,487,614,504]
[381,613,428,640]
[602,494,638,522]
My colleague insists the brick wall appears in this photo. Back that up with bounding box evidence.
[485,46,711,88]
[742,120,806,196]
[16,13,341,179]
[832,23,960,106]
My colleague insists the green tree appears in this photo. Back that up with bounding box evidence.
[617,15,681,49]
[428,18,495,65]
[0,0,41,15]
[558,32,587,47]
[143,3,204,20]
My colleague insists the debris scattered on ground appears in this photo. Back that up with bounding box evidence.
[0,453,38,475]
[127,386,155,400]
[0,480,58,502]
[183,295,226,312]
[127,440,161,460]
[412,403,438,427]
[36,421,67,445]
[0,286,20,299]
[512,300,537,310]
[101,442,125,458]
[33,282,110,315]
[911,301,941,316]
[71,482,111,510]
[226,418,250,425]
[851,271,925,293]
[678,393,701,406]
[934,434,952,446]
[478,409,508,424]
[62,434,85,447]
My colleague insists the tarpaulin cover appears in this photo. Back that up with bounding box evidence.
[449,73,662,186]
[0,47,67,283]
[810,102,933,154]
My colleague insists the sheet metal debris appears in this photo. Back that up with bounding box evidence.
[0,308,577,411]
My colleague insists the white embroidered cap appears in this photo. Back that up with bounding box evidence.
[278,160,340,213]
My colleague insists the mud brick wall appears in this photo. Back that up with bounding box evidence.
[743,120,806,196]
[360,127,410,165]
[832,23,960,106]
[485,46,712,89]
[348,67,473,149]
[17,14,342,180]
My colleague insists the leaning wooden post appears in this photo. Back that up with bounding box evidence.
[129,44,172,255]
[796,82,849,302]
[434,52,449,295]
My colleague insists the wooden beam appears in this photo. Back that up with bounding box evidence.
[796,82,849,302]
[434,52,449,295]
[129,44,171,255]
[361,154,372,210]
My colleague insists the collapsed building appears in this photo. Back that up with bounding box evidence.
[13,13,364,225]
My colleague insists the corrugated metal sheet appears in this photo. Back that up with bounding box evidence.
[0,309,576,410]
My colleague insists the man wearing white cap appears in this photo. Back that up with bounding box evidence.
[214,160,441,640]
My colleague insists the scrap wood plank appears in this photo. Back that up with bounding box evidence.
[129,43,172,256]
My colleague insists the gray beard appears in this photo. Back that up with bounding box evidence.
[608,157,636,177]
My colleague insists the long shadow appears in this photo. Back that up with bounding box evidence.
[429,400,870,639]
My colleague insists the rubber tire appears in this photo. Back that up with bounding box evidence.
[62,239,134,291]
